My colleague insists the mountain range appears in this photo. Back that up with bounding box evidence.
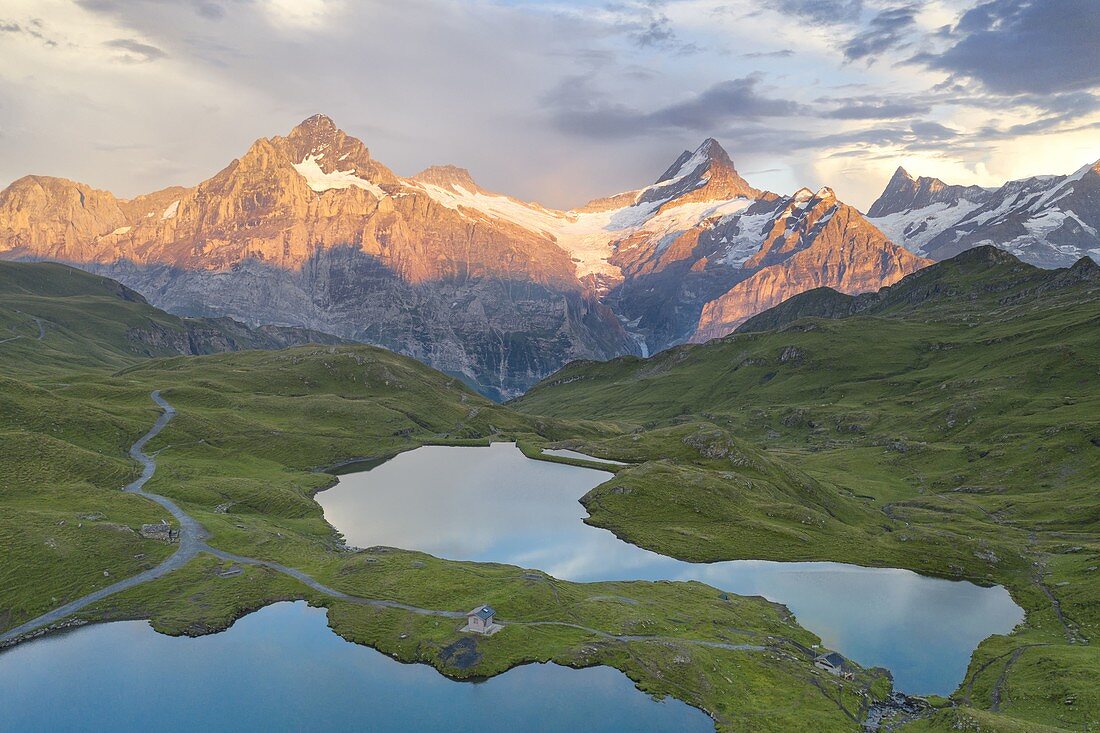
[1,114,1096,396]
[868,161,1100,268]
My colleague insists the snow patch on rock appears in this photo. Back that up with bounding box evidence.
[293,155,387,198]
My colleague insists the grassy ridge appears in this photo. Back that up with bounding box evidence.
[513,249,1100,731]
[3,251,1096,730]
[0,261,881,732]
[0,260,342,375]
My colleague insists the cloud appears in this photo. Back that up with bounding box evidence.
[910,120,959,139]
[0,17,58,46]
[843,4,919,61]
[550,75,805,138]
[742,49,794,59]
[822,99,931,119]
[603,2,703,54]
[773,0,863,24]
[915,0,1100,94]
[104,38,167,63]
[633,16,675,47]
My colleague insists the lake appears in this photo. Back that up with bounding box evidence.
[0,601,711,732]
[318,442,1025,694]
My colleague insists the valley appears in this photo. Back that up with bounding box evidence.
[0,249,1096,732]
[0,116,937,397]
[4,3,1099,731]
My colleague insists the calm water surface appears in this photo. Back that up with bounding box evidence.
[319,442,1025,695]
[0,601,711,732]
[541,448,629,465]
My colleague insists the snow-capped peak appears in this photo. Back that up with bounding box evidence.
[890,166,914,182]
[655,138,733,184]
[293,113,338,135]
[791,187,815,204]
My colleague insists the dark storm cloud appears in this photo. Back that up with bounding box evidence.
[915,0,1100,95]
[549,76,805,138]
[843,4,919,61]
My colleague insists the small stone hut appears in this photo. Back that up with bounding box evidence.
[464,605,497,634]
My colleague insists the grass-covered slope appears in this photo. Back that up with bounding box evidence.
[0,265,887,731]
[513,247,1100,731]
[0,260,342,374]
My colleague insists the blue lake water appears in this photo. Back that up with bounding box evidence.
[541,448,629,465]
[318,442,1025,695]
[0,601,711,732]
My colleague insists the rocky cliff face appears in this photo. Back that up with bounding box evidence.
[868,160,1100,268]
[0,117,938,393]
[736,245,1100,334]
[867,167,991,218]
[691,188,930,341]
[0,116,636,398]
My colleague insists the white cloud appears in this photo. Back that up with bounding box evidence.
[0,0,1096,211]
[262,0,345,30]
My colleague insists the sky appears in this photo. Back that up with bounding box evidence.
[1,0,1098,210]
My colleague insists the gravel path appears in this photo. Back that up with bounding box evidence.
[0,392,202,645]
[0,392,470,646]
[0,312,47,346]
[0,392,784,658]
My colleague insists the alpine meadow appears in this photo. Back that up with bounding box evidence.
[1,2,1098,732]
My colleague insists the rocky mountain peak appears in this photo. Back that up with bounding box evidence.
[655,138,734,184]
[789,187,816,206]
[697,137,732,165]
[641,138,761,208]
[892,165,914,182]
[412,165,482,192]
[290,113,339,138]
[867,166,991,218]
[282,114,375,164]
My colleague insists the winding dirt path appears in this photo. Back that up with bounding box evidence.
[0,311,47,346]
[1,392,787,656]
[0,391,203,644]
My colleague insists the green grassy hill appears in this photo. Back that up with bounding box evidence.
[0,263,889,731]
[514,247,1100,732]
[0,260,342,374]
[2,251,1096,731]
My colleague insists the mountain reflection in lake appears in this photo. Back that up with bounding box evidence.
[0,601,712,733]
[318,442,1024,694]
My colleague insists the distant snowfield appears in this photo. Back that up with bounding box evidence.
[870,199,983,255]
[286,140,768,282]
[869,160,1100,264]
[412,169,751,280]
